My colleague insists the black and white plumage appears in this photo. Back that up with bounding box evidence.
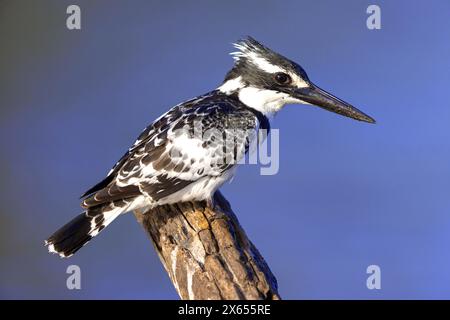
[46,37,375,258]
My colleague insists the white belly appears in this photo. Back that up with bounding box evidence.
[149,166,237,208]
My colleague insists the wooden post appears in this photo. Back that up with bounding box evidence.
[134,191,280,300]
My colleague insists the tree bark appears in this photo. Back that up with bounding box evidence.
[134,191,280,300]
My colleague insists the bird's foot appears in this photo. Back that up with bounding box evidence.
[206,197,216,210]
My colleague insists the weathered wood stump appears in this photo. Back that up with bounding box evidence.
[134,191,280,300]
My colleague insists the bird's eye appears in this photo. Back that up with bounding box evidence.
[274,72,291,85]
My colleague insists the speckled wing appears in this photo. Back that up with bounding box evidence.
[80,92,262,209]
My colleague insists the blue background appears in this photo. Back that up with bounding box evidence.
[1,0,450,299]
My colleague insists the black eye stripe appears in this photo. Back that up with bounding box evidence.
[274,72,291,85]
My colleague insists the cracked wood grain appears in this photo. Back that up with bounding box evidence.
[134,191,280,300]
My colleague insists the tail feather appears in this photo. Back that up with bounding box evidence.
[45,208,121,258]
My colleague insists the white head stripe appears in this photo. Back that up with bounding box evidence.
[231,43,284,74]
[246,52,284,73]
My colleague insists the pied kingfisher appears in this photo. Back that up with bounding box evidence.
[46,37,375,258]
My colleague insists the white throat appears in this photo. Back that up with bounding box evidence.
[237,87,292,117]
[218,77,304,117]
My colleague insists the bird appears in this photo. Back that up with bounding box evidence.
[45,37,375,258]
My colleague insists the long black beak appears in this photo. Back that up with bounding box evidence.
[293,83,376,124]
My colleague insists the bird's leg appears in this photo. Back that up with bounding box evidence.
[206,196,216,209]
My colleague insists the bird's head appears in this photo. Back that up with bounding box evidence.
[219,37,375,123]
